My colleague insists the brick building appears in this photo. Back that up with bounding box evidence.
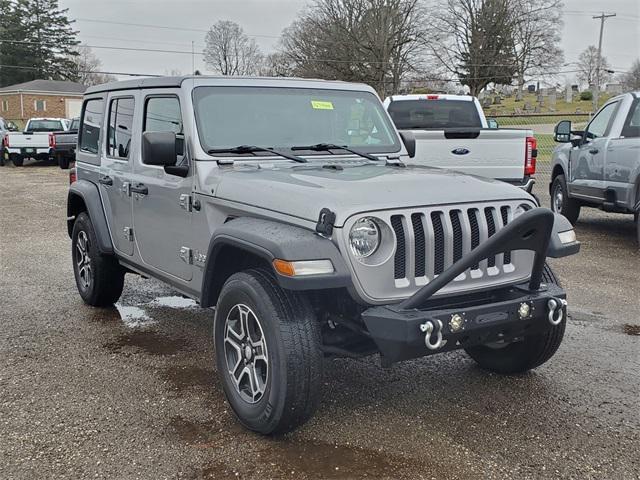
[0,80,86,128]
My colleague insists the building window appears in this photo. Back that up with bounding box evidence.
[34,99,46,112]
[1,100,8,112]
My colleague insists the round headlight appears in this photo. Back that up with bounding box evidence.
[514,203,532,219]
[349,217,380,259]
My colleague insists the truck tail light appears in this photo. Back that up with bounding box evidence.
[3,135,8,148]
[69,167,77,185]
[49,133,56,149]
[525,136,537,176]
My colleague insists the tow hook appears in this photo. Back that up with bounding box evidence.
[547,298,567,326]
[420,319,447,350]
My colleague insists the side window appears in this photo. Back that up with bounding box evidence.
[107,97,135,159]
[586,102,618,139]
[79,98,104,155]
[621,99,640,138]
[144,96,184,158]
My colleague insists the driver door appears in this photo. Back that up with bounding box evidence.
[569,101,619,199]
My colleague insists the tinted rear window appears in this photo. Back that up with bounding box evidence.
[387,99,482,129]
[27,120,64,132]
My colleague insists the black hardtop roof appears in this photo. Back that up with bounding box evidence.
[84,75,368,95]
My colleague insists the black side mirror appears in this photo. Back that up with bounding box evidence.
[487,118,499,129]
[142,131,178,166]
[399,131,416,158]
[554,120,572,143]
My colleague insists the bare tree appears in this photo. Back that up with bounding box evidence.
[203,20,262,76]
[280,0,428,96]
[620,59,640,91]
[259,52,295,77]
[577,45,612,89]
[429,0,517,96]
[511,0,564,100]
[69,46,116,86]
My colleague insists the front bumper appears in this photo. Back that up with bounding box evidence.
[362,282,566,363]
[361,208,577,364]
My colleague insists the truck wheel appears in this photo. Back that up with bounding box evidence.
[11,154,23,166]
[635,212,640,248]
[71,212,125,307]
[58,155,70,169]
[465,263,566,374]
[550,174,580,224]
[213,269,323,434]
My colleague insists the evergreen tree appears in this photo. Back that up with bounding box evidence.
[0,0,80,87]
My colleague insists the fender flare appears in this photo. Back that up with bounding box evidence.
[67,179,114,255]
[200,217,352,307]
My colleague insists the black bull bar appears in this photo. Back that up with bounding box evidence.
[361,208,579,364]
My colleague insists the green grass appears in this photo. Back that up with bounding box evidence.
[481,92,612,117]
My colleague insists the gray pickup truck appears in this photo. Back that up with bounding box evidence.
[550,91,640,244]
[52,117,79,169]
[67,76,580,434]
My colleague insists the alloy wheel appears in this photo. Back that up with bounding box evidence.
[223,304,269,404]
[75,230,92,291]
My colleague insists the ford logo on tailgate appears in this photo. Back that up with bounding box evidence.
[451,148,470,155]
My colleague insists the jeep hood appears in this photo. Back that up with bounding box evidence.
[208,163,533,227]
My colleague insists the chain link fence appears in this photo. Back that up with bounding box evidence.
[494,113,590,176]
[493,113,591,200]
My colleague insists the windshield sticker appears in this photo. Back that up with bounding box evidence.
[311,100,334,110]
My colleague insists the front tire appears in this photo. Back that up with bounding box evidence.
[213,269,323,434]
[550,174,580,224]
[72,212,125,306]
[464,264,566,374]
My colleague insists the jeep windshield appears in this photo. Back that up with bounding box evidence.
[193,86,400,157]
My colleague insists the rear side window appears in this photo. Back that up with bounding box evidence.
[621,99,640,138]
[107,97,135,159]
[79,98,104,155]
[387,99,482,129]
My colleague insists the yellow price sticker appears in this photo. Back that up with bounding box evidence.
[311,100,334,110]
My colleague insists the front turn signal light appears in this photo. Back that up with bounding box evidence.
[272,259,334,277]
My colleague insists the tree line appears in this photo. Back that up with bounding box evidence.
[204,0,640,96]
[0,0,114,87]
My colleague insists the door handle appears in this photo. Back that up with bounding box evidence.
[98,175,113,186]
[130,183,148,195]
[589,148,599,154]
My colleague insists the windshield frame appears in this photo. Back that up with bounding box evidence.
[192,86,402,160]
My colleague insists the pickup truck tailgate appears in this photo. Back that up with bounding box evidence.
[6,132,51,149]
[407,129,529,180]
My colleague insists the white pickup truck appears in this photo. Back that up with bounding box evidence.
[4,117,69,166]
[383,94,537,193]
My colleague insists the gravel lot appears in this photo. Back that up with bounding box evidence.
[1,163,638,479]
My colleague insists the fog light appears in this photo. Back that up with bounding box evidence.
[518,302,531,319]
[449,313,464,332]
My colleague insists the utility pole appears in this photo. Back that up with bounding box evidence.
[592,12,616,112]
[191,41,195,75]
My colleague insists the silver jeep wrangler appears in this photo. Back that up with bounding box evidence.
[67,76,580,434]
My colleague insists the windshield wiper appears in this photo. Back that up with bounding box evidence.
[207,145,307,163]
[290,143,380,162]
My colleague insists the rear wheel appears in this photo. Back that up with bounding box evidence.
[58,154,70,169]
[635,212,639,248]
[11,154,23,166]
[72,212,125,306]
[213,269,323,434]
[465,263,566,374]
[550,174,580,224]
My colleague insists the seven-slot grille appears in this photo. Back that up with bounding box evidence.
[390,204,514,281]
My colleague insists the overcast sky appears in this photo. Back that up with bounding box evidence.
[59,0,639,82]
